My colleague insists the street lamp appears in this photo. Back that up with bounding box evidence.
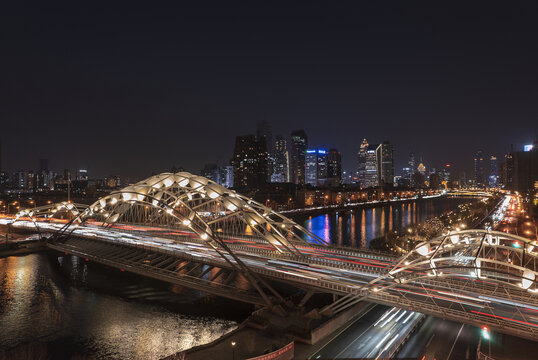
[481,326,491,356]
[231,341,236,360]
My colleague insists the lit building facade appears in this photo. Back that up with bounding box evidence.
[363,145,379,188]
[271,135,289,183]
[305,149,327,186]
[376,141,394,187]
[474,149,485,187]
[326,148,342,187]
[290,129,308,185]
[489,156,499,188]
[232,135,268,190]
[357,138,368,187]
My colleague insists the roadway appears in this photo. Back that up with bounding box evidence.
[311,305,422,359]
[397,316,479,360]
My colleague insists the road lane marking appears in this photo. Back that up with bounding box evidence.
[426,333,435,348]
[446,324,465,360]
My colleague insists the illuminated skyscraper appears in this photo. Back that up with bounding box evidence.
[489,156,499,188]
[305,149,327,186]
[256,120,273,181]
[363,144,379,188]
[290,130,308,185]
[474,149,485,187]
[376,141,394,186]
[271,135,289,183]
[357,139,368,187]
[232,135,268,190]
[326,148,342,187]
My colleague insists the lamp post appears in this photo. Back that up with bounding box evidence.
[481,326,491,356]
[231,341,236,360]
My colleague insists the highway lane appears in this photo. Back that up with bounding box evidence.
[397,316,479,360]
[311,305,422,360]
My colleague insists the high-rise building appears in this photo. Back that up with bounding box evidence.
[417,163,426,175]
[326,148,342,187]
[78,169,88,180]
[511,141,538,193]
[39,158,49,173]
[503,146,514,189]
[290,130,308,185]
[357,139,369,186]
[201,163,219,183]
[403,152,415,181]
[474,149,485,187]
[488,156,499,188]
[376,141,394,187]
[363,145,379,188]
[13,171,28,189]
[256,121,273,181]
[219,165,234,188]
[408,152,416,173]
[305,149,327,186]
[232,135,268,190]
[271,135,289,183]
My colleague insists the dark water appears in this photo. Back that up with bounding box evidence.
[0,197,474,359]
[0,253,240,359]
[300,197,475,248]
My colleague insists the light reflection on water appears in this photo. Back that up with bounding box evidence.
[0,254,237,359]
[302,197,474,248]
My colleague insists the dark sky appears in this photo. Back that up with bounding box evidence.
[2,1,537,180]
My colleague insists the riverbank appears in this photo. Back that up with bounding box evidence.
[162,302,375,360]
[282,193,446,217]
[369,194,500,253]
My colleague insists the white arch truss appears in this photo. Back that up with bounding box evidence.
[15,172,326,256]
[387,229,538,293]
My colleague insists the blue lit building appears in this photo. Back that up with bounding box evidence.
[305,149,327,186]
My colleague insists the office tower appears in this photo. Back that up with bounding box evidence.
[77,169,88,180]
[256,120,273,181]
[290,130,308,185]
[201,163,219,183]
[474,149,485,187]
[305,149,327,186]
[13,171,28,189]
[489,156,499,188]
[357,139,368,186]
[232,135,268,190]
[376,141,394,187]
[511,141,538,193]
[326,148,342,187]
[272,135,289,183]
[220,165,234,188]
[417,162,426,175]
[408,152,416,173]
[363,144,379,188]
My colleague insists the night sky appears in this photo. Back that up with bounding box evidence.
[2,2,538,180]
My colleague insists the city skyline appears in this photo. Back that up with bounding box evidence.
[2,2,538,178]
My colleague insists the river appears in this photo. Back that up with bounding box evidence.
[298,196,475,248]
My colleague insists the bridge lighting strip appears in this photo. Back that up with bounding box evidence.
[478,295,538,312]
[471,310,538,328]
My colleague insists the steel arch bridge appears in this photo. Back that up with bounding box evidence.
[8,173,538,340]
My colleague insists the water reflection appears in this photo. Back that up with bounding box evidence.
[302,197,474,248]
[0,254,237,359]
